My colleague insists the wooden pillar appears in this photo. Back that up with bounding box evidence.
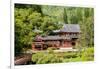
[41,44,43,50]
[32,43,35,50]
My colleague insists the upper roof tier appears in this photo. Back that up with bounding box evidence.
[53,24,81,33]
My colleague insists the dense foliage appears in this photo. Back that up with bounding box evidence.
[31,47,94,64]
[15,4,94,58]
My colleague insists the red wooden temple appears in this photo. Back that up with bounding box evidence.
[32,24,81,51]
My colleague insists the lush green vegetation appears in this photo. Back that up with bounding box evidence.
[32,47,94,64]
[15,3,94,63]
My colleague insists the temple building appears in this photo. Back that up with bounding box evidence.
[32,24,81,51]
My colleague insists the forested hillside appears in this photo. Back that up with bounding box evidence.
[15,4,94,55]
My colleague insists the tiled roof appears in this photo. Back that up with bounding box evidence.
[34,24,80,41]
[42,35,79,40]
[43,36,62,40]
[54,24,80,33]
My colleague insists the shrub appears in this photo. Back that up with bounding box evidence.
[31,47,94,64]
[32,48,63,64]
[32,52,45,63]
[63,52,77,58]
[81,47,94,61]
